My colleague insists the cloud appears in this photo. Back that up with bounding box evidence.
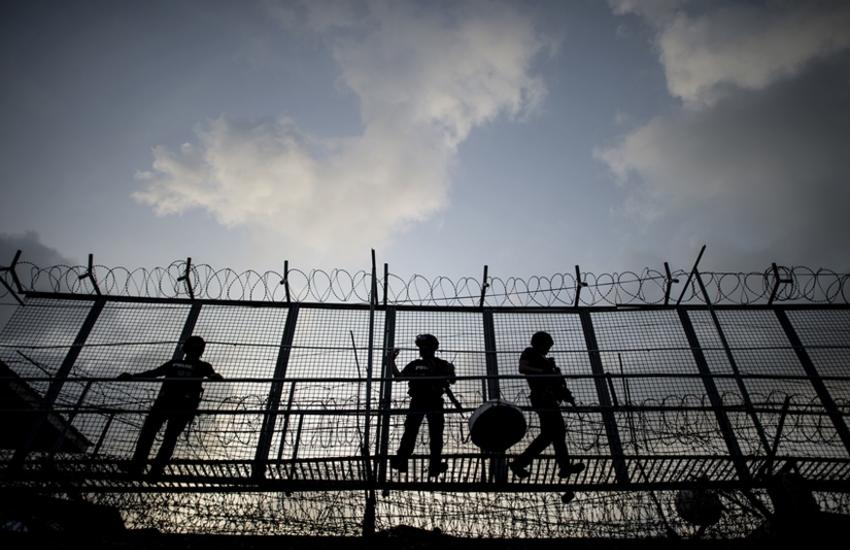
[611,0,850,106]
[134,0,549,261]
[599,2,850,270]
[0,231,75,269]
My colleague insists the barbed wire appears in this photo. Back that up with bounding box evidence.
[3,260,850,305]
[80,487,850,539]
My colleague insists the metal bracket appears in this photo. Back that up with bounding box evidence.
[767,263,793,305]
[479,265,489,308]
[0,249,25,305]
[574,265,588,307]
[676,245,706,305]
[663,262,679,306]
[78,253,102,296]
[279,260,291,304]
[177,257,195,300]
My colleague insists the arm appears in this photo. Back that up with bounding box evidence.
[388,348,401,377]
[117,361,171,380]
[518,357,551,375]
[207,365,223,382]
[447,362,456,385]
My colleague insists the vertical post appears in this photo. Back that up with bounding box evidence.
[177,257,194,300]
[676,245,706,305]
[663,262,678,306]
[362,249,378,536]
[574,266,588,307]
[253,304,300,479]
[11,297,106,467]
[173,303,202,361]
[775,309,850,456]
[364,250,377,460]
[281,260,291,305]
[479,265,489,308]
[482,311,499,401]
[482,310,506,482]
[376,308,396,485]
[383,263,389,307]
[768,263,792,305]
[678,308,752,481]
[579,310,630,484]
[276,382,297,461]
[78,253,102,296]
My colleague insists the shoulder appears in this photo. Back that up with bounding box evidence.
[520,347,536,360]
[435,358,453,369]
[401,359,422,373]
[199,360,214,373]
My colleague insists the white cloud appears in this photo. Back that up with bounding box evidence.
[611,0,850,106]
[134,0,549,261]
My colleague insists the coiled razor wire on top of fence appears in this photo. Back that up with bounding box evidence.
[3,260,850,305]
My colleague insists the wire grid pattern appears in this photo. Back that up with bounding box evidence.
[687,310,847,459]
[69,302,192,460]
[186,305,289,461]
[492,312,609,481]
[0,297,93,400]
[384,311,486,476]
[591,310,728,456]
[787,310,850,417]
[274,307,385,462]
[4,296,850,538]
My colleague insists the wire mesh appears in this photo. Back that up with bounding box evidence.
[2,294,850,538]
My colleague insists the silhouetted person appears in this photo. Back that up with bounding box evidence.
[117,335,222,477]
[389,334,456,477]
[509,331,585,479]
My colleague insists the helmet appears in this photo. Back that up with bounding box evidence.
[183,335,206,356]
[531,331,554,349]
[415,333,439,351]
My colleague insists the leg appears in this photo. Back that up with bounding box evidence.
[539,404,584,477]
[392,400,425,472]
[149,411,193,477]
[426,400,445,463]
[513,400,558,468]
[426,400,446,475]
[538,406,568,470]
[396,406,425,459]
[131,408,167,473]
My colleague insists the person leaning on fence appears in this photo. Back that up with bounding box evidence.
[509,331,585,479]
[389,333,456,477]
[117,335,222,478]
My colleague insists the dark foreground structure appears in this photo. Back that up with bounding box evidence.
[1,256,849,542]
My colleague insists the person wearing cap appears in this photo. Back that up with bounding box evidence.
[117,335,222,477]
[509,331,585,480]
[388,333,456,476]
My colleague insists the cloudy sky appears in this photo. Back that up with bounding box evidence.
[2,0,849,281]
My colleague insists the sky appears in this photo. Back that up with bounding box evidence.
[2,0,849,282]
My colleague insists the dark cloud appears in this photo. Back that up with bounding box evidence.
[598,52,850,271]
[0,231,76,330]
